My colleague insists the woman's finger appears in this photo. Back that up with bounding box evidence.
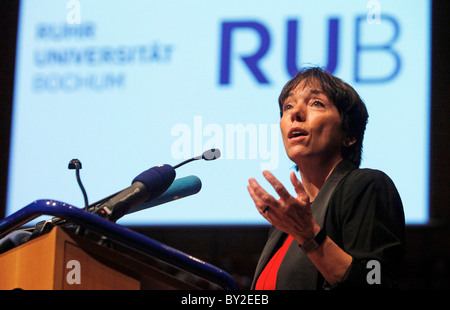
[262,170,291,200]
[247,184,264,209]
[247,178,278,212]
[290,172,309,202]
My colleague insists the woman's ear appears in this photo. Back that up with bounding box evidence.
[343,137,357,147]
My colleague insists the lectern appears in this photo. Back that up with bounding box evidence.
[0,200,238,290]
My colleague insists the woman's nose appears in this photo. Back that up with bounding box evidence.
[290,103,305,122]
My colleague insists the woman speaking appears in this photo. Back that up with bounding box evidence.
[247,67,405,290]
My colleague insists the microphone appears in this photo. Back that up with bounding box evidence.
[127,175,202,214]
[92,164,176,222]
[91,148,220,222]
[173,148,221,169]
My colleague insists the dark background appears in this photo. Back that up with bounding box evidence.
[1,1,449,289]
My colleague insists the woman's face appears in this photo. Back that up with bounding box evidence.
[280,80,345,166]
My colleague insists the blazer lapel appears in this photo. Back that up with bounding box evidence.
[312,160,357,227]
[250,226,286,289]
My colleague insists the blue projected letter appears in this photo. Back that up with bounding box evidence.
[286,18,339,77]
[219,21,271,85]
[354,15,401,83]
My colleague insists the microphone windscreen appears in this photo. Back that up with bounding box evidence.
[127,175,202,214]
[202,148,221,161]
[132,164,176,199]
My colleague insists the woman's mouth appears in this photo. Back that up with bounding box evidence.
[288,128,308,139]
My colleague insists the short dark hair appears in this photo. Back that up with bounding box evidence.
[278,67,369,167]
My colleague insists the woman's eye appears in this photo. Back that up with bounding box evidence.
[311,101,325,107]
[283,104,293,111]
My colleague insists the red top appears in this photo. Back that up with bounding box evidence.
[255,235,293,290]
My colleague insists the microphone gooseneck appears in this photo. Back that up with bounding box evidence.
[173,148,221,169]
[68,159,89,210]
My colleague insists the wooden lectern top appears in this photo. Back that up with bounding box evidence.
[0,226,214,290]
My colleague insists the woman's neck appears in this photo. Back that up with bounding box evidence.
[297,156,343,202]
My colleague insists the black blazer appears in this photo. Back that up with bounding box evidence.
[251,160,405,290]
